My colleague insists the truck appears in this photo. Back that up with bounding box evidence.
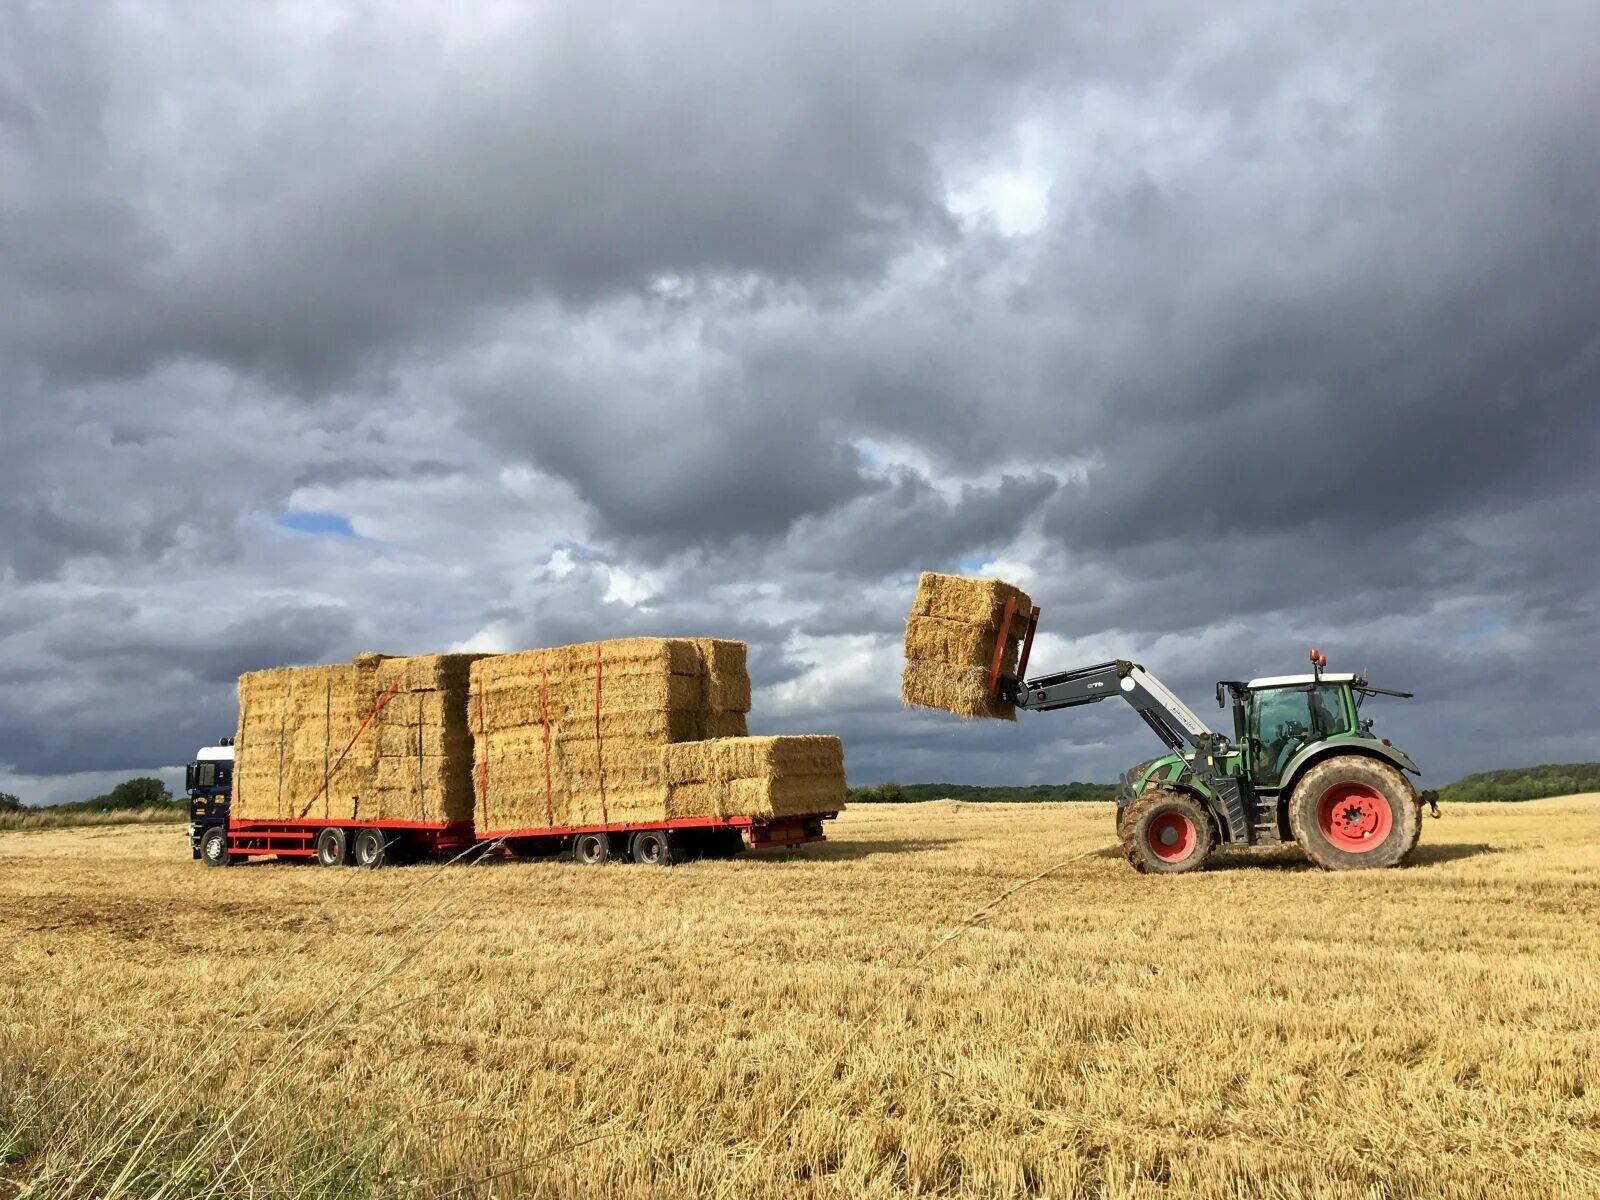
[186,744,831,868]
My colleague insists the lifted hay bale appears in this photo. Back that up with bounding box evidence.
[901,572,1033,720]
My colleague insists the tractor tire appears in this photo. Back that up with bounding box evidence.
[1119,788,1215,875]
[1288,755,1420,870]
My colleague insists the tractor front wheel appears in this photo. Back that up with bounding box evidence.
[1288,756,1420,870]
[1120,789,1215,875]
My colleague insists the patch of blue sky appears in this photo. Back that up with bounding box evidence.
[277,510,359,538]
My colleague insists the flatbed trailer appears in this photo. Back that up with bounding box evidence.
[196,807,833,868]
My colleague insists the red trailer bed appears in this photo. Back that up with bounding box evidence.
[214,812,832,868]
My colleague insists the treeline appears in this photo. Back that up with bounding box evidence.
[0,777,178,815]
[849,762,1600,806]
[1435,763,1600,803]
[846,781,1118,804]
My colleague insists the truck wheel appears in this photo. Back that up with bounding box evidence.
[573,833,608,865]
[1120,788,1214,875]
[1289,755,1420,870]
[199,825,231,868]
[315,826,350,868]
[353,828,388,869]
[629,830,673,866]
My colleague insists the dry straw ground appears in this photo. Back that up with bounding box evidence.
[3,798,1599,1199]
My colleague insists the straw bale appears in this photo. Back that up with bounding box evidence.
[899,662,1018,721]
[904,615,1024,671]
[659,741,713,786]
[724,773,846,819]
[234,651,486,824]
[690,638,753,712]
[550,638,702,674]
[688,735,843,781]
[900,572,1033,721]
[576,786,668,826]
[660,736,846,820]
[557,709,708,744]
[553,740,666,789]
[908,572,1031,626]
[702,711,749,740]
[664,782,724,820]
[375,725,474,759]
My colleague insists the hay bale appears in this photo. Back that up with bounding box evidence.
[685,735,843,781]
[660,736,846,821]
[725,774,846,819]
[690,637,753,712]
[901,572,1033,720]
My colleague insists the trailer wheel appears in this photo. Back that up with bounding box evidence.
[572,833,608,866]
[353,828,388,869]
[1120,788,1214,875]
[1289,755,1420,870]
[629,830,674,866]
[315,826,350,868]
[199,825,231,868]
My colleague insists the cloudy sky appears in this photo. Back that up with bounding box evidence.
[2,1,1596,805]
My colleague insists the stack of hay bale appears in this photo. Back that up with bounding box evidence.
[233,652,483,822]
[469,638,752,833]
[901,571,1035,719]
[233,634,847,833]
[660,735,845,819]
[233,661,373,821]
[366,653,484,823]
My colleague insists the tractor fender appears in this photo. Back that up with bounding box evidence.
[1278,739,1420,800]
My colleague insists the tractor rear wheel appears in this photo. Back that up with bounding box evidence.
[1119,789,1214,875]
[1289,756,1420,870]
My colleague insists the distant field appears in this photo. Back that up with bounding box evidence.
[0,805,183,833]
[3,798,1598,1198]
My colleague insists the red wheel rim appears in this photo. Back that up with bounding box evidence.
[1316,782,1393,852]
[1146,811,1197,862]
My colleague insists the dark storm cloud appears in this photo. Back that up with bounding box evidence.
[41,600,358,684]
[0,0,1102,387]
[1,0,1596,798]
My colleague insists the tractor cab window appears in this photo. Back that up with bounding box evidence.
[194,763,217,789]
[1249,685,1348,787]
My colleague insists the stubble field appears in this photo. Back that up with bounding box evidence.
[3,797,1598,1199]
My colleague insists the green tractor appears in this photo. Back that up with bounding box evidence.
[996,641,1437,873]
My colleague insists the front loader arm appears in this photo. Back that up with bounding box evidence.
[1005,660,1217,754]
[993,640,1253,841]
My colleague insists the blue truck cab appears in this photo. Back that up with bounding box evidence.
[186,739,234,860]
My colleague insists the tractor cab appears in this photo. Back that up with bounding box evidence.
[1236,673,1358,789]
[1215,650,1418,795]
[186,739,234,858]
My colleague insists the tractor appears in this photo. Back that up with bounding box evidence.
[989,607,1437,872]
